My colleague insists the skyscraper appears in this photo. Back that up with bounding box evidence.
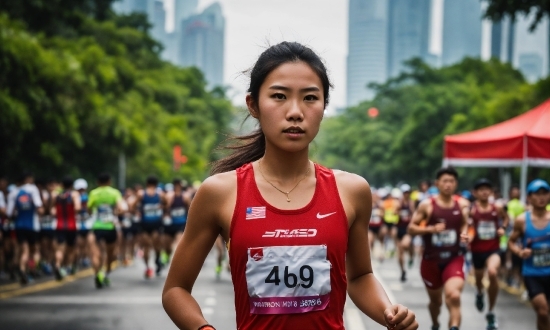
[346,0,388,106]
[174,0,199,34]
[387,0,431,78]
[513,16,549,82]
[179,3,225,87]
[441,0,482,65]
[151,1,167,44]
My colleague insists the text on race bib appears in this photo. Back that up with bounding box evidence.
[477,220,496,240]
[246,245,331,315]
[533,247,550,267]
[97,204,114,222]
[143,204,162,218]
[171,207,186,217]
[432,229,457,247]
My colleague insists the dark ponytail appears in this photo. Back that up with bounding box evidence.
[210,41,332,175]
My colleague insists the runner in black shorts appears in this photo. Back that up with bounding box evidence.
[397,184,415,282]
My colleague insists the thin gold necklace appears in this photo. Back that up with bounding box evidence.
[258,159,311,202]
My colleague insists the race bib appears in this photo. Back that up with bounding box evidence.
[432,230,457,247]
[143,204,162,218]
[245,245,331,315]
[97,204,115,223]
[399,210,411,222]
[370,209,382,225]
[40,216,56,230]
[122,216,132,228]
[533,247,550,267]
[162,216,172,226]
[171,207,186,218]
[477,221,496,240]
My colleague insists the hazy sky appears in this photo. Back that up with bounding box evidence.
[193,0,350,113]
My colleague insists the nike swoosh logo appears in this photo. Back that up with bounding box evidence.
[317,212,336,219]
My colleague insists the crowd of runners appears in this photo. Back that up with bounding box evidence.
[1,168,550,329]
[369,168,550,330]
[0,172,203,289]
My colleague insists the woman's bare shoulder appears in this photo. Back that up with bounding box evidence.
[198,170,238,198]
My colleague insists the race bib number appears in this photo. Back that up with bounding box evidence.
[40,216,55,230]
[97,204,115,223]
[399,210,411,222]
[171,207,186,218]
[432,230,457,247]
[477,221,496,240]
[246,245,331,315]
[533,247,550,267]
[143,204,162,218]
[122,216,132,228]
[370,209,382,225]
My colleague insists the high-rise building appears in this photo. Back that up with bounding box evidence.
[387,0,431,78]
[513,15,549,82]
[346,0,388,106]
[151,1,167,43]
[490,17,515,63]
[441,0,482,65]
[179,3,225,87]
[174,0,199,33]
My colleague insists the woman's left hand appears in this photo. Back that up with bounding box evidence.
[384,304,418,330]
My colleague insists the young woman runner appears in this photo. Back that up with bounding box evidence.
[162,41,418,330]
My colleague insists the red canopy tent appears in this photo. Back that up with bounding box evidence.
[443,99,550,201]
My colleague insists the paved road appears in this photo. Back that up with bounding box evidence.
[0,248,538,330]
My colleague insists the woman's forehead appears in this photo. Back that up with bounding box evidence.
[263,62,322,88]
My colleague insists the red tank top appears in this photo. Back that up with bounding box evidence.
[229,163,348,330]
[56,191,76,231]
[422,197,463,262]
[470,203,499,253]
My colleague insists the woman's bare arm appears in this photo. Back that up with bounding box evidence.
[162,172,235,330]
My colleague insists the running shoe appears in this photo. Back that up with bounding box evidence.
[144,268,154,279]
[40,261,53,275]
[155,258,164,276]
[19,270,29,285]
[408,258,414,269]
[400,271,407,282]
[449,327,459,330]
[54,267,63,281]
[431,325,439,330]
[476,292,484,312]
[103,276,111,287]
[161,251,169,265]
[215,265,222,280]
[486,312,498,330]
[94,274,103,289]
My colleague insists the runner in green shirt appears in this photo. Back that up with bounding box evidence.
[88,173,125,288]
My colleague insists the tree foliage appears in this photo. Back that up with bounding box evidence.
[314,58,550,188]
[483,0,550,30]
[0,2,234,185]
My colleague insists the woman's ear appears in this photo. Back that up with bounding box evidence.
[246,94,259,119]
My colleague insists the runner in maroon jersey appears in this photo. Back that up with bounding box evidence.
[369,190,385,256]
[469,179,508,329]
[408,167,469,330]
[397,184,415,282]
[162,42,417,330]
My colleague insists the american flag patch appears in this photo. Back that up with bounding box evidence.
[246,206,266,220]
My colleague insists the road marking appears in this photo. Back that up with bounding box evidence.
[0,261,120,300]
[0,268,94,300]
[4,295,161,304]
[344,306,366,330]
[0,282,22,292]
